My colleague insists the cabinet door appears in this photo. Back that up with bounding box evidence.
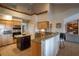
[6,34,13,44]
[38,21,49,29]
[5,21,13,27]
[13,20,21,25]
[2,34,13,45]
[1,35,8,45]
[0,36,2,46]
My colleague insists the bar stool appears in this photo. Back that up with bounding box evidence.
[60,33,66,48]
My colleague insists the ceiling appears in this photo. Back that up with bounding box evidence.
[0,3,48,15]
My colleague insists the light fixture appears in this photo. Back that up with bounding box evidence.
[2,15,12,20]
[40,29,45,32]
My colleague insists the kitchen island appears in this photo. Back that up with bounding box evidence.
[14,32,60,56]
[32,32,60,56]
[14,34,31,50]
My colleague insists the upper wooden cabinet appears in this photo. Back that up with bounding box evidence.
[12,19,22,25]
[0,19,22,27]
[37,21,49,29]
[0,20,13,27]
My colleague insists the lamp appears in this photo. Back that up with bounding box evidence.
[40,29,45,32]
[40,29,45,38]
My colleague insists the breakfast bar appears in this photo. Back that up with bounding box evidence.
[32,32,60,56]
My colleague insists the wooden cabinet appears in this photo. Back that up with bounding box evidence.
[38,21,49,29]
[0,20,13,27]
[0,19,22,47]
[0,36,2,46]
[1,34,13,46]
[6,34,13,44]
[0,20,13,46]
[12,20,22,26]
[5,21,13,27]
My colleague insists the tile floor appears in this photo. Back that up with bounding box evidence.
[57,41,79,56]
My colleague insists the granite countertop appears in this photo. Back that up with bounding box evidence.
[14,34,30,38]
[32,32,59,43]
[14,32,59,43]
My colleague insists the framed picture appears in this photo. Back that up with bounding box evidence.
[56,23,62,28]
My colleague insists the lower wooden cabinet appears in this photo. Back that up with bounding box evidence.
[0,36,2,46]
[0,34,13,46]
